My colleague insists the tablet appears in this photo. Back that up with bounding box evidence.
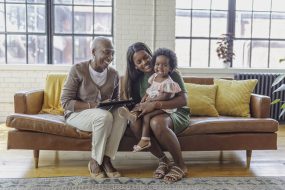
[97,99,135,108]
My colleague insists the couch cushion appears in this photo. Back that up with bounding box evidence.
[178,116,279,136]
[214,79,258,117]
[185,83,219,117]
[6,114,91,139]
[40,73,67,115]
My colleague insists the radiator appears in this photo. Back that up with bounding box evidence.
[234,73,285,121]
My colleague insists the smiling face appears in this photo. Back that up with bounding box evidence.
[154,55,172,78]
[92,39,114,72]
[132,50,152,73]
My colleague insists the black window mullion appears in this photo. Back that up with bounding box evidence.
[249,0,254,68]
[267,0,273,68]
[72,0,74,65]
[47,0,52,64]
[25,2,28,64]
[208,0,212,67]
[228,0,236,67]
[189,0,193,67]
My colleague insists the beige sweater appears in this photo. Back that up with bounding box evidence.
[61,60,119,118]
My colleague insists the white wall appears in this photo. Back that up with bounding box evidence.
[0,0,283,122]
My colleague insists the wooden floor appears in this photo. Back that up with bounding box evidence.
[0,124,285,178]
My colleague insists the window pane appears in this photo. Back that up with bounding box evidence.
[191,39,209,68]
[28,35,46,64]
[175,39,190,67]
[211,0,228,10]
[0,35,5,64]
[27,5,46,33]
[74,0,93,5]
[6,0,25,2]
[7,35,26,64]
[27,0,45,3]
[210,11,227,37]
[176,0,191,9]
[54,0,72,4]
[54,6,72,34]
[252,12,270,38]
[175,9,191,37]
[269,41,285,68]
[53,35,72,64]
[94,6,112,34]
[272,0,284,12]
[210,40,224,68]
[233,40,251,68]
[74,36,92,63]
[253,0,271,11]
[271,13,285,39]
[94,0,112,6]
[74,6,93,34]
[235,11,252,38]
[192,0,211,9]
[6,4,26,32]
[192,10,210,37]
[251,40,269,68]
[0,3,4,32]
[236,0,253,11]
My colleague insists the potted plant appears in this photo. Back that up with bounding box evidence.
[216,33,235,68]
[271,58,285,118]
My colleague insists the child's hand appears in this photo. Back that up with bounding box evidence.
[139,101,156,115]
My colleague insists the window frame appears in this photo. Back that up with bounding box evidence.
[0,0,114,65]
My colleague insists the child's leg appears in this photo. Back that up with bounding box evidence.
[133,110,165,152]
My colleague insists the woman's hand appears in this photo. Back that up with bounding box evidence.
[139,101,156,115]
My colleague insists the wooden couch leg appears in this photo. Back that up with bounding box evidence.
[33,150,39,168]
[246,150,252,168]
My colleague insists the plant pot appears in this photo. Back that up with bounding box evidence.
[223,62,230,68]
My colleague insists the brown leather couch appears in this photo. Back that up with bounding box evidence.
[6,77,279,168]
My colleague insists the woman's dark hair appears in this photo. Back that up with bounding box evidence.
[151,48,177,73]
[123,42,152,99]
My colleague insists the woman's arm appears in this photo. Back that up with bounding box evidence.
[139,91,187,115]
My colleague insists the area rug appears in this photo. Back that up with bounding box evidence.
[0,176,285,190]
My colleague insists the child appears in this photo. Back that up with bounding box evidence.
[119,48,181,152]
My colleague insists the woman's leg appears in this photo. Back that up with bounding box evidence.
[149,114,187,174]
[135,110,165,150]
[130,115,171,178]
[66,108,113,178]
[102,107,128,175]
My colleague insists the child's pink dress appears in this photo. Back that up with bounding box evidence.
[146,73,181,114]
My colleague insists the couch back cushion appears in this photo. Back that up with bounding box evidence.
[214,79,258,117]
[185,83,219,117]
[40,73,67,115]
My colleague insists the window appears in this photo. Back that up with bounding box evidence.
[0,0,113,64]
[175,0,285,69]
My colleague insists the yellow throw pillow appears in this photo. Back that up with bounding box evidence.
[40,73,67,115]
[214,79,258,117]
[185,83,219,117]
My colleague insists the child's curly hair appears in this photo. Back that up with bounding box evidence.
[151,48,177,73]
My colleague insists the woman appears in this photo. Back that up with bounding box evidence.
[122,42,190,183]
[61,37,127,179]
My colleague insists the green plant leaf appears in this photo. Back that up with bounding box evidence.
[281,103,285,109]
[273,84,285,93]
[279,58,285,63]
[279,108,285,118]
[271,99,281,105]
[272,74,285,87]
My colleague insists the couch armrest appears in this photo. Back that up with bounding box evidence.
[14,89,44,114]
[250,93,271,118]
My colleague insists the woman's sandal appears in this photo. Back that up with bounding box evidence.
[88,161,106,179]
[133,137,151,152]
[163,166,186,184]
[153,162,169,179]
